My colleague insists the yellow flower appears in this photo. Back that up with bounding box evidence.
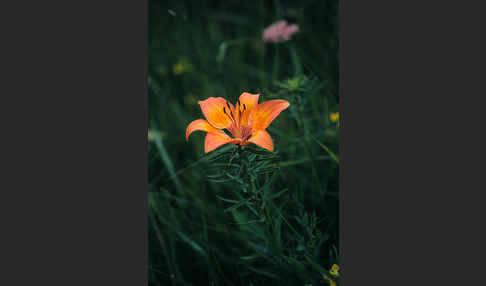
[323,274,337,286]
[329,264,339,277]
[173,58,192,75]
[330,112,339,123]
[173,62,185,75]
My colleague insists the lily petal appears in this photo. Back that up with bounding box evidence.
[198,97,235,129]
[236,92,260,125]
[248,99,290,131]
[186,119,227,141]
[205,132,231,153]
[248,130,274,152]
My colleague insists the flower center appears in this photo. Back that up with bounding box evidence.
[223,100,251,140]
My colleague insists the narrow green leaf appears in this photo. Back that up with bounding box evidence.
[310,135,339,164]
[247,266,279,279]
[215,195,239,204]
[289,45,303,76]
[150,123,184,193]
[240,254,262,261]
[177,232,207,258]
[224,197,253,212]
[269,188,289,200]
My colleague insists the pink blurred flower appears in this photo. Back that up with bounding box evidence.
[262,20,299,43]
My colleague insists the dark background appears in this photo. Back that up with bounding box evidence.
[149,0,339,285]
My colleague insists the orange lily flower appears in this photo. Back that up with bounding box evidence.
[186,92,290,153]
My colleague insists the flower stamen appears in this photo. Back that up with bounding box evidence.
[223,106,236,126]
[226,102,234,118]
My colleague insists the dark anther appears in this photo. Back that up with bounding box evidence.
[243,104,246,111]
[237,99,241,106]
[224,101,235,119]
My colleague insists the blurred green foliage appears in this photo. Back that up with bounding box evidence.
[149,0,339,285]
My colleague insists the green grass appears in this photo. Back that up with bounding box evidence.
[149,0,339,285]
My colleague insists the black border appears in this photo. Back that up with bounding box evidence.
[1,0,148,285]
[341,0,486,285]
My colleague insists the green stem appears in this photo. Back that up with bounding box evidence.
[238,147,270,226]
[311,135,339,164]
[293,93,324,202]
[272,46,280,83]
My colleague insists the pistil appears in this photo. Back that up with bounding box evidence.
[222,101,251,141]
